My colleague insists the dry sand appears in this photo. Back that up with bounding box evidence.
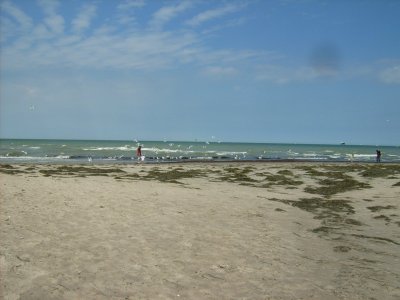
[1,162,400,299]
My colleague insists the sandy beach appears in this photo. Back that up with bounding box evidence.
[1,162,399,299]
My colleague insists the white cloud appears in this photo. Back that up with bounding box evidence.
[0,0,33,30]
[150,1,192,29]
[37,0,60,15]
[44,14,64,34]
[72,3,97,33]
[117,0,146,11]
[186,3,244,27]
[0,0,314,84]
[0,16,17,43]
[32,24,52,40]
[37,0,65,34]
[1,1,266,73]
[201,17,247,35]
[2,26,200,71]
[379,65,400,84]
[116,0,145,25]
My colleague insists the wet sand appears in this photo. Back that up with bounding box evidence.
[1,162,400,299]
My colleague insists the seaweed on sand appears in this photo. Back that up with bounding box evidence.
[295,165,326,177]
[373,215,392,222]
[277,169,294,176]
[0,164,27,175]
[367,205,397,212]
[218,167,257,185]
[39,166,125,177]
[360,165,400,178]
[292,197,355,214]
[304,177,370,197]
[349,234,400,245]
[301,197,362,239]
[0,164,15,169]
[261,173,303,188]
[114,173,141,180]
[268,197,355,216]
[295,165,385,195]
[143,168,205,184]
[333,245,351,252]
[314,164,400,180]
[268,196,361,239]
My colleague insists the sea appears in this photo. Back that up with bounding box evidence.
[0,139,399,164]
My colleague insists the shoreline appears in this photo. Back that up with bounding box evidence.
[2,140,399,164]
[1,162,400,299]
[1,159,399,166]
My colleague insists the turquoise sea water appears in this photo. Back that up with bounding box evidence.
[0,139,399,163]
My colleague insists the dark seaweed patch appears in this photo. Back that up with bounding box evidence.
[0,165,27,175]
[295,197,355,215]
[269,197,355,215]
[295,166,325,177]
[350,234,400,245]
[261,174,303,188]
[144,168,204,184]
[39,166,125,177]
[219,167,257,185]
[373,215,391,222]
[367,205,396,212]
[115,173,141,180]
[277,169,294,176]
[304,177,370,197]
[312,226,336,234]
[344,218,363,226]
[275,208,286,212]
[0,164,15,169]
[360,165,400,178]
[334,245,351,253]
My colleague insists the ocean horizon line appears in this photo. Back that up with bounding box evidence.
[1,138,398,148]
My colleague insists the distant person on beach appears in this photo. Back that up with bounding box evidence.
[136,146,142,160]
[376,150,381,163]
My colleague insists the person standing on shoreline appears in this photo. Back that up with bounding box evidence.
[376,149,381,163]
[136,145,143,161]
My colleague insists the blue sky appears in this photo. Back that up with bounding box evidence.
[1,0,399,145]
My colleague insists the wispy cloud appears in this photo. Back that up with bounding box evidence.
[1,0,32,29]
[37,0,64,34]
[2,26,199,71]
[72,3,97,33]
[150,1,193,29]
[201,17,247,35]
[1,1,267,73]
[186,3,245,27]
[116,0,146,25]
[37,0,60,15]
[379,65,400,84]
[3,1,396,87]
[117,0,146,11]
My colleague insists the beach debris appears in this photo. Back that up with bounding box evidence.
[334,246,351,253]
[16,254,30,262]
